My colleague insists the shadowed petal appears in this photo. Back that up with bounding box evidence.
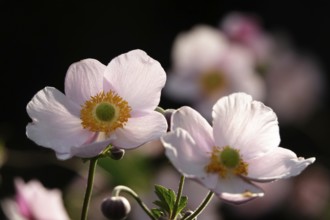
[162,128,210,177]
[198,174,264,204]
[247,147,316,182]
[111,111,167,149]
[171,106,214,153]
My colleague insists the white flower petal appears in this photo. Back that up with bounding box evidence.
[172,25,229,73]
[103,49,166,111]
[247,147,316,182]
[171,106,214,153]
[111,111,167,149]
[64,58,105,106]
[198,174,264,204]
[26,87,93,158]
[212,93,280,160]
[161,128,210,177]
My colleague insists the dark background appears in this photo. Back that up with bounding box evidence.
[1,1,330,219]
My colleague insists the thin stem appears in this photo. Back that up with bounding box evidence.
[113,185,157,220]
[170,175,185,219]
[81,157,98,220]
[182,191,214,220]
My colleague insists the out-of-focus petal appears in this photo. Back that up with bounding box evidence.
[103,49,166,111]
[198,174,264,204]
[111,111,167,149]
[15,179,70,220]
[247,147,316,182]
[26,87,93,158]
[162,128,210,177]
[64,59,105,106]
[171,106,214,153]
[212,93,280,160]
[172,25,229,73]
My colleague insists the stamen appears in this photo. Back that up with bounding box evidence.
[80,91,131,134]
[205,146,248,178]
[199,70,227,95]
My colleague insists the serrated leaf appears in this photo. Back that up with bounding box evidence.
[151,208,164,219]
[177,196,188,214]
[153,185,177,216]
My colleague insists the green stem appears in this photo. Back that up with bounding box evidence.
[170,175,185,219]
[182,191,214,220]
[81,157,98,220]
[112,185,157,220]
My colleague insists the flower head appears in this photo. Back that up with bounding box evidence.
[1,178,70,220]
[161,93,315,204]
[165,25,265,119]
[26,50,167,159]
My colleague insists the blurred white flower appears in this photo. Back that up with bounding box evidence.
[161,93,315,204]
[1,178,70,220]
[221,12,325,123]
[26,49,167,159]
[165,25,265,120]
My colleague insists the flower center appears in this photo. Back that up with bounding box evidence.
[199,69,227,96]
[205,146,248,178]
[80,91,131,134]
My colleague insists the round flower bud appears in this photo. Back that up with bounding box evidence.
[101,196,131,220]
[109,147,125,160]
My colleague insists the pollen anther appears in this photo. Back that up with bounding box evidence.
[80,91,131,134]
[205,146,248,178]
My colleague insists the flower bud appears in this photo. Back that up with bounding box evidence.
[109,147,125,160]
[101,196,131,220]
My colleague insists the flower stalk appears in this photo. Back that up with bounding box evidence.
[81,157,98,220]
[182,191,214,220]
[170,175,185,219]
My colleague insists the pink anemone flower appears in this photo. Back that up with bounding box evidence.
[161,93,315,204]
[26,49,167,159]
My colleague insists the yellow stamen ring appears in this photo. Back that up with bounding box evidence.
[80,91,131,134]
[205,146,248,178]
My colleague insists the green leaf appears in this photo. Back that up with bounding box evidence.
[151,208,164,219]
[177,196,188,215]
[153,184,177,216]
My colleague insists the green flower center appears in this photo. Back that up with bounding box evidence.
[95,102,116,122]
[199,70,227,95]
[219,147,240,168]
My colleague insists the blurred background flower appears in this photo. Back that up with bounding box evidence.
[1,1,329,219]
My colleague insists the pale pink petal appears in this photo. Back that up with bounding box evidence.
[103,50,166,111]
[212,93,280,160]
[161,128,210,177]
[247,147,316,182]
[15,179,70,220]
[171,106,214,153]
[111,111,167,149]
[64,58,105,106]
[71,137,114,158]
[198,174,264,204]
[172,25,229,73]
[26,87,93,158]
